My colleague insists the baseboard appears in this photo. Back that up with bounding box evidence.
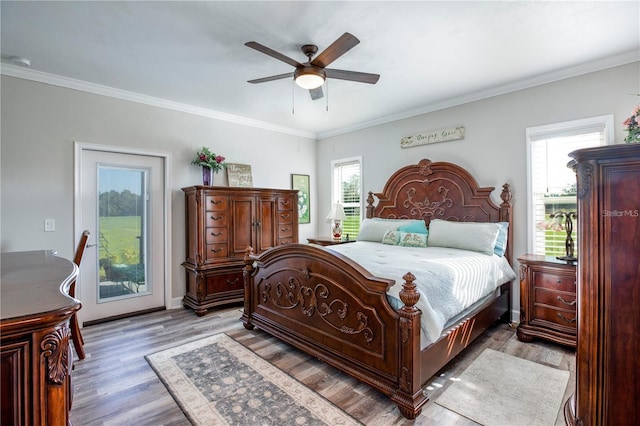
[170,296,183,310]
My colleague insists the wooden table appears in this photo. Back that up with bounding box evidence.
[1,250,80,426]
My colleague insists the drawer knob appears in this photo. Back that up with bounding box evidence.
[210,215,222,221]
[210,248,223,253]
[210,231,223,237]
[210,199,222,205]
[557,312,576,324]
[281,227,289,232]
[281,213,290,219]
[556,295,576,306]
[226,278,239,286]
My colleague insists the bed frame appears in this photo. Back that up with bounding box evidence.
[241,159,513,419]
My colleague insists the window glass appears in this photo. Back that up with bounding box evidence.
[331,157,362,238]
[526,116,612,256]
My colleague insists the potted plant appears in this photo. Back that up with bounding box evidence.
[191,147,225,185]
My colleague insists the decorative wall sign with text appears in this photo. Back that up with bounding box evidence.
[400,126,465,148]
[227,163,253,187]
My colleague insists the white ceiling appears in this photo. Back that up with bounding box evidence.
[1,1,639,139]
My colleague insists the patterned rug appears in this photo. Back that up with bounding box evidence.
[435,348,570,425]
[146,333,361,426]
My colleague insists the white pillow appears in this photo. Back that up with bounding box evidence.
[357,218,424,242]
[427,219,501,255]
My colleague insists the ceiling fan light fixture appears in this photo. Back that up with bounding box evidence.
[294,67,326,89]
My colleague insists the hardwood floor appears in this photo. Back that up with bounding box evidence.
[70,307,575,425]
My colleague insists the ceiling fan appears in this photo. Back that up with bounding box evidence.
[245,32,380,100]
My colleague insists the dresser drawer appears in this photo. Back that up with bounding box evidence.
[205,212,228,227]
[205,195,228,211]
[534,288,577,311]
[205,227,227,244]
[205,243,228,260]
[205,270,243,293]
[532,270,576,293]
[278,211,294,224]
[278,224,294,238]
[277,196,294,211]
[532,305,577,328]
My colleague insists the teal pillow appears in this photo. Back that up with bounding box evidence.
[494,222,509,257]
[382,230,401,245]
[397,221,428,234]
[398,232,428,247]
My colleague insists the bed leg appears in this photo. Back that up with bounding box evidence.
[241,247,256,330]
[392,272,429,419]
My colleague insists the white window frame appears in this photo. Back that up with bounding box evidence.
[330,156,363,236]
[525,115,613,254]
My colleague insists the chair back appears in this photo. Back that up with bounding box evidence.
[74,230,91,266]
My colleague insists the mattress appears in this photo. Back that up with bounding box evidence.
[327,241,516,346]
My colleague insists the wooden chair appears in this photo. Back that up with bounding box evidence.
[70,230,90,360]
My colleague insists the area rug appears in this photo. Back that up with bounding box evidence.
[146,333,360,426]
[435,348,570,425]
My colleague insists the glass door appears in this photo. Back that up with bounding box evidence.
[78,148,166,323]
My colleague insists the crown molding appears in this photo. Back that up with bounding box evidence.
[2,49,637,142]
[0,64,317,140]
[317,50,640,139]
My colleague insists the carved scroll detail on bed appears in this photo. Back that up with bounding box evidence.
[366,158,513,262]
[245,245,402,367]
[261,272,376,345]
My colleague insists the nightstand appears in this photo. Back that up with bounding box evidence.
[306,236,356,246]
[516,254,577,347]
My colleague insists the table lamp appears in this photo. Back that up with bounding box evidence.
[326,203,347,240]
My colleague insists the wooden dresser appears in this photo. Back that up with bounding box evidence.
[564,144,640,426]
[516,254,577,347]
[1,250,80,426]
[182,186,299,315]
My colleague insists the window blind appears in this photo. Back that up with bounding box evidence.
[332,159,361,238]
[530,129,605,256]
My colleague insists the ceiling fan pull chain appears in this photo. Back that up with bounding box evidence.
[292,79,295,115]
[326,79,329,112]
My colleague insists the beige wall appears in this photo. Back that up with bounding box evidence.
[0,76,317,305]
[316,61,640,318]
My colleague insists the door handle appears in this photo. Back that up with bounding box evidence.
[86,243,97,247]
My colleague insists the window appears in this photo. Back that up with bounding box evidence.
[526,115,613,256]
[331,157,362,238]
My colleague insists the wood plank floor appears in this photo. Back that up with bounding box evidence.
[70,307,575,425]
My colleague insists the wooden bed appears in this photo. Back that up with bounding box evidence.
[241,159,514,419]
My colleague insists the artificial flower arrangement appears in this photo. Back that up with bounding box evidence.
[191,146,226,173]
[623,104,640,144]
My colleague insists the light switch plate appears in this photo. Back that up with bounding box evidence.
[44,218,55,232]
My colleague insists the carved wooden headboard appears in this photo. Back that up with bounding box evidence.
[365,159,514,264]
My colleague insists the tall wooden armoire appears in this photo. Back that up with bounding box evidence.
[564,144,640,425]
[182,186,299,316]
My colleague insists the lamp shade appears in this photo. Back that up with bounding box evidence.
[326,203,347,221]
[294,67,326,90]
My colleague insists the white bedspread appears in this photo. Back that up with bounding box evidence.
[327,241,516,345]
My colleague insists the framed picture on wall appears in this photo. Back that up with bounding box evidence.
[291,174,310,224]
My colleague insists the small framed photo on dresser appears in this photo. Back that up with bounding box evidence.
[291,174,310,224]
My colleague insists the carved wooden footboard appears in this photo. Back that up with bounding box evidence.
[241,244,428,418]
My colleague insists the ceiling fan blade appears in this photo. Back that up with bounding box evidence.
[245,41,303,68]
[247,72,293,84]
[310,32,360,68]
[309,87,324,100]
[325,69,380,84]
